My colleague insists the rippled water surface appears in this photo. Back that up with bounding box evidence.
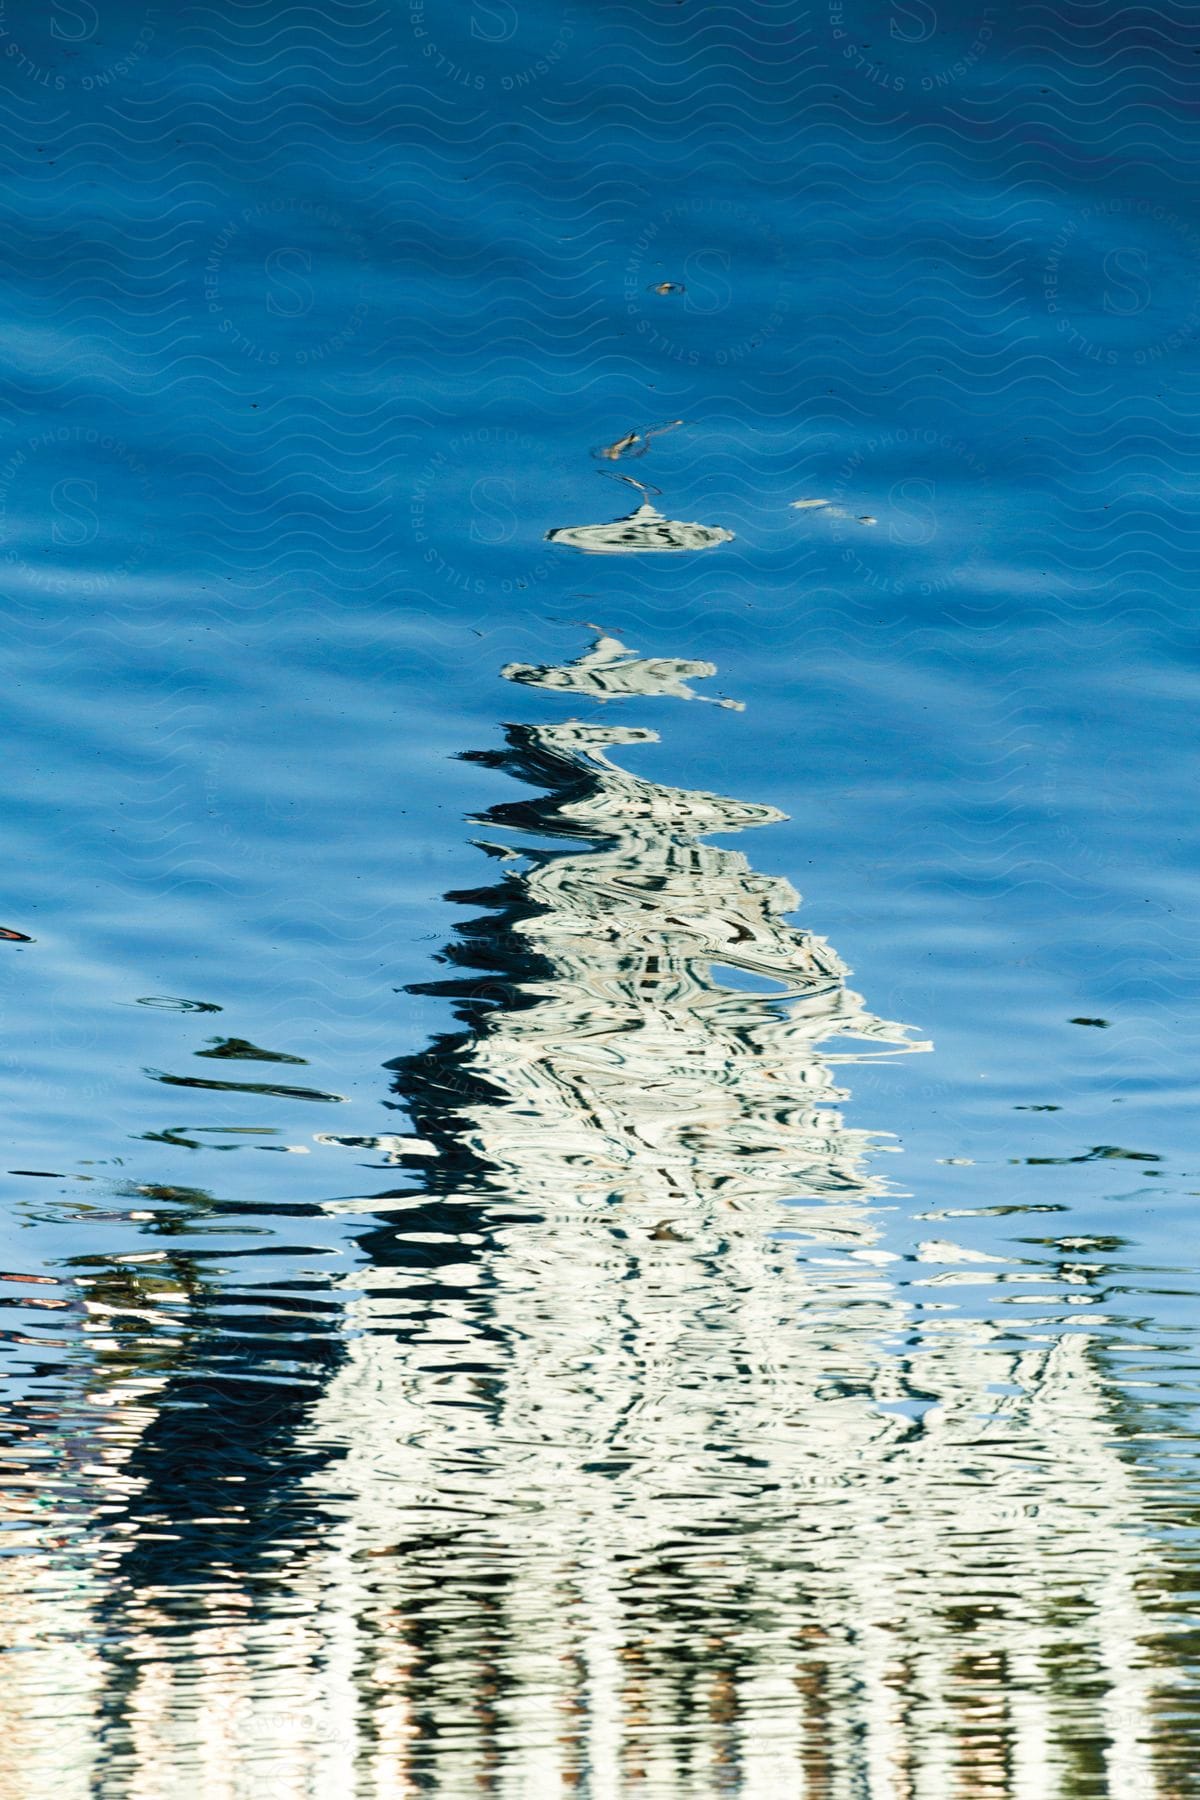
[2,3,1200,1795]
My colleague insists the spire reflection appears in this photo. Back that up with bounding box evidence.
[0,634,1188,1798]
[291,635,1174,1796]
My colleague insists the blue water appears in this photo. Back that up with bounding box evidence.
[0,2,1198,1792]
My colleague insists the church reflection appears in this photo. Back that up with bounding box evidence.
[0,635,1190,1798]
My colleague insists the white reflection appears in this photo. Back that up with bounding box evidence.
[0,636,1179,1800]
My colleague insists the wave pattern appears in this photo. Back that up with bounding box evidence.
[0,0,1198,1793]
[0,638,1194,1796]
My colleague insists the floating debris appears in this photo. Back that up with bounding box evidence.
[504,629,743,709]
[1070,1017,1110,1028]
[196,1037,308,1065]
[592,420,683,462]
[648,281,684,295]
[858,515,877,526]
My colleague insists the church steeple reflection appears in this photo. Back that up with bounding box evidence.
[361,629,928,1222]
[0,633,1186,1799]
[292,634,1172,1796]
